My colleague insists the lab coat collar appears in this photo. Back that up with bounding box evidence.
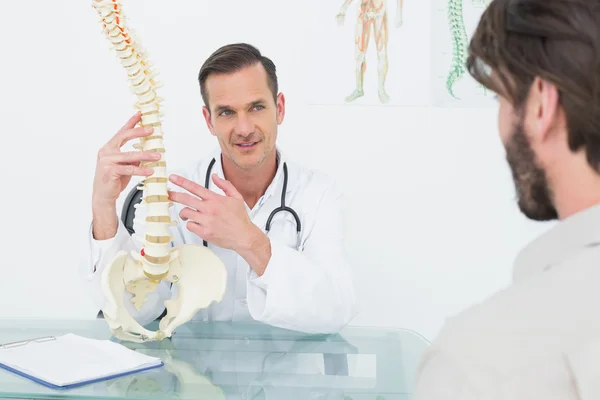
[202,146,294,200]
[512,202,600,282]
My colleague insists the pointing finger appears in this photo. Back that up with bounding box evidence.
[106,112,152,149]
[124,124,153,140]
[115,126,154,149]
[169,174,218,200]
[211,174,243,201]
[168,190,207,212]
[118,111,142,134]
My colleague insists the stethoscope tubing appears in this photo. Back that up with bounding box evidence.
[203,157,302,249]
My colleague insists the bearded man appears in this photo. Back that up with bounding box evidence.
[413,1,600,398]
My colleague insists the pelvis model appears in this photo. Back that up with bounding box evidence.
[91,0,227,342]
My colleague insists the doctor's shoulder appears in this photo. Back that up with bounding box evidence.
[290,162,343,198]
[289,162,347,220]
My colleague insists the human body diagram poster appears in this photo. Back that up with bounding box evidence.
[303,0,494,108]
[304,0,430,106]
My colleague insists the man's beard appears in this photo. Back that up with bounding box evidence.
[505,117,558,221]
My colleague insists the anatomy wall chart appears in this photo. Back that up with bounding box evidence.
[431,0,494,107]
[303,0,430,106]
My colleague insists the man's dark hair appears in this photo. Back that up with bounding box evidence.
[467,0,600,172]
[198,43,278,110]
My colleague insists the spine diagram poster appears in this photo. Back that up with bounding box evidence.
[431,0,494,107]
[302,0,430,106]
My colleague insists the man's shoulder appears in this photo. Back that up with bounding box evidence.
[415,244,600,397]
[431,284,517,352]
[431,243,600,365]
[416,284,543,393]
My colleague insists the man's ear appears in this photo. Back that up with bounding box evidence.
[202,106,216,136]
[276,92,285,125]
[527,76,561,144]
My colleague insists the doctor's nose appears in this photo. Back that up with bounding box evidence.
[235,113,254,137]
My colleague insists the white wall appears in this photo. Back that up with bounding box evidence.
[0,0,553,341]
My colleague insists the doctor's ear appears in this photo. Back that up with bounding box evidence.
[202,106,216,135]
[276,93,285,125]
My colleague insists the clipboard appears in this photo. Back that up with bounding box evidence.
[0,335,57,349]
[0,334,164,390]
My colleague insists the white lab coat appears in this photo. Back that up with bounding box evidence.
[413,203,600,400]
[80,147,358,334]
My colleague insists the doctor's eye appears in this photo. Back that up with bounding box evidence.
[217,110,236,118]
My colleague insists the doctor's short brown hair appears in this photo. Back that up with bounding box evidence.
[467,0,600,172]
[197,43,278,110]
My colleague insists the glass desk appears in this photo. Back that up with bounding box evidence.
[0,319,429,399]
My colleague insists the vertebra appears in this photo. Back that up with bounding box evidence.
[91,0,227,342]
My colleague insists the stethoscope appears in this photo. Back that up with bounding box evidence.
[202,157,302,249]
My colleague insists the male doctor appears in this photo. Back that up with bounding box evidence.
[83,43,357,334]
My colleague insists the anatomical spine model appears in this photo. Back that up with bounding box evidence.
[91,0,227,342]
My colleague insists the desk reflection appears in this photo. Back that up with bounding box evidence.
[106,332,364,399]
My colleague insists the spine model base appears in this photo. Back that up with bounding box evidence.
[92,0,227,342]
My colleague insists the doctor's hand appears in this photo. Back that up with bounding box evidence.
[92,111,161,208]
[168,173,261,253]
[168,173,272,276]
